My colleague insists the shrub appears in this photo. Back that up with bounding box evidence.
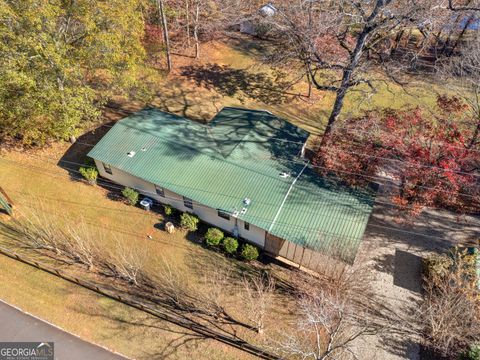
[180,213,199,231]
[79,166,98,184]
[163,205,173,216]
[223,237,238,254]
[205,228,224,246]
[241,244,259,261]
[121,187,139,206]
[461,345,480,360]
[84,157,96,168]
[423,253,453,280]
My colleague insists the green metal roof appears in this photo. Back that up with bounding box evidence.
[88,107,375,263]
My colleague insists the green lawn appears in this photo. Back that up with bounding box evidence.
[150,37,447,137]
[0,151,253,359]
[0,149,297,360]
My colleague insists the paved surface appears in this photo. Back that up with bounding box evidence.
[0,300,128,360]
[351,189,480,360]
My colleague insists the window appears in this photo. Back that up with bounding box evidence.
[217,210,230,221]
[244,222,250,231]
[183,196,193,209]
[155,185,165,197]
[103,162,112,175]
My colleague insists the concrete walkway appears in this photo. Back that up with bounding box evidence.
[0,300,128,360]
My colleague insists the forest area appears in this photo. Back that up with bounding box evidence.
[0,1,480,360]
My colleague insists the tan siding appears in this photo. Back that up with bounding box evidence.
[94,161,266,247]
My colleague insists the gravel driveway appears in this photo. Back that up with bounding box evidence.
[350,191,480,360]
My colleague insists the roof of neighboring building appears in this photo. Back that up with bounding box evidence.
[88,107,375,263]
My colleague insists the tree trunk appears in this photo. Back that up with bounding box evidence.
[322,28,370,141]
[193,0,200,59]
[441,14,463,55]
[449,15,474,56]
[157,0,172,72]
[468,120,480,149]
[392,29,405,54]
[185,0,190,46]
[305,62,312,98]
[321,0,386,143]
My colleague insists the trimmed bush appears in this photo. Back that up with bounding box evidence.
[241,244,259,261]
[79,166,98,184]
[180,213,199,231]
[163,205,173,216]
[223,237,238,255]
[205,228,224,246]
[121,187,139,206]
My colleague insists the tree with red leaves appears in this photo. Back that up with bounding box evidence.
[314,101,480,215]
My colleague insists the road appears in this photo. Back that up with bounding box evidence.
[0,300,128,360]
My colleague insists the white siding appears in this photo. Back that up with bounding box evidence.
[94,160,266,247]
[237,219,266,247]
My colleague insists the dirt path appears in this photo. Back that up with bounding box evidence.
[352,191,480,360]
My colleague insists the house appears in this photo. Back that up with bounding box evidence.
[88,107,375,271]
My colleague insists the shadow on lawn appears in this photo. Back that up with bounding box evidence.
[57,100,139,180]
[72,305,206,359]
[180,63,297,105]
[184,242,298,297]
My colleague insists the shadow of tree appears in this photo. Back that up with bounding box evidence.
[184,244,298,298]
[180,64,296,105]
[72,305,207,359]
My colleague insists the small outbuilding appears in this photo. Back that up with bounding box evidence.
[240,3,277,37]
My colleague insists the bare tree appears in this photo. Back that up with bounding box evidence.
[275,288,379,360]
[11,205,99,269]
[264,0,442,139]
[185,0,191,46]
[438,36,480,149]
[155,260,233,320]
[421,249,480,357]
[193,0,200,59]
[107,241,147,286]
[242,273,275,335]
[448,0,480,12]
[157,0,172,72]
[62,222,99,270]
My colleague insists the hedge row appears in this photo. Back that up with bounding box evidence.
[204,227,259,261]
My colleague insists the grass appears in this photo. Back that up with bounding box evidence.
[0,152,243,359]
[0,149,298,360]
[147,36,450,137]
[0,254,243,360]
